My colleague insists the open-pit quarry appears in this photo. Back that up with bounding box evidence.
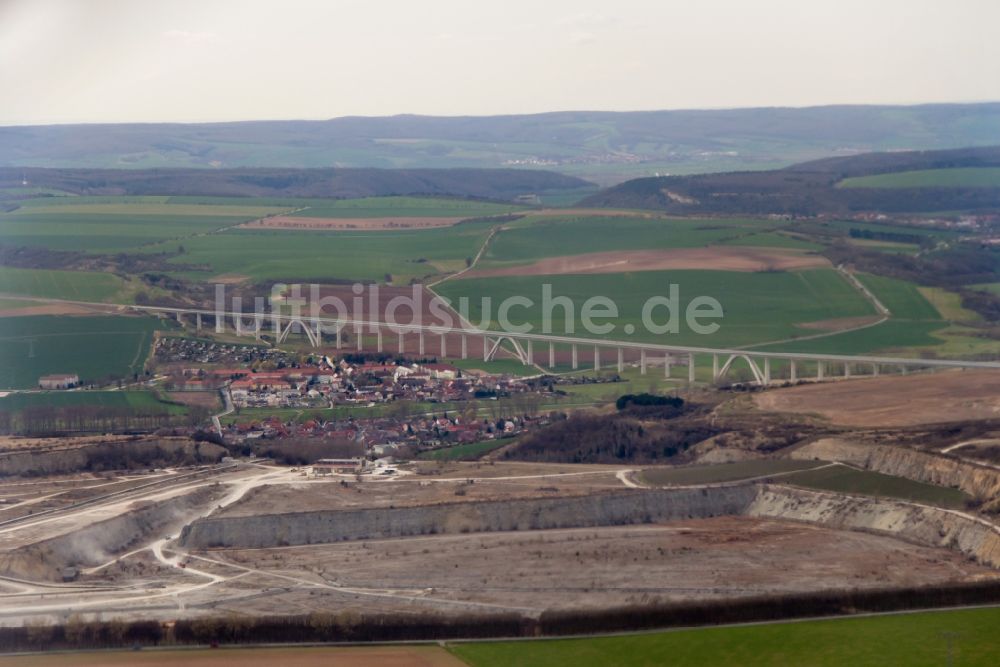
[0,450,998,627]
[1,373,1000,633]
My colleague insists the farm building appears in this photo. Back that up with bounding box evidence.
[38,374,80,389]
[312,458,366,475]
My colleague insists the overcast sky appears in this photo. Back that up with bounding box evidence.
[2,0,999,125]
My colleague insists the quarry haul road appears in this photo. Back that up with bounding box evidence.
[0,464,646,618]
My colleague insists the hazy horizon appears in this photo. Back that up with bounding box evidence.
[2,0,999,126]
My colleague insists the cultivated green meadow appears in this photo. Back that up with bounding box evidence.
[159,221,494,283]
[0,196,290,252]
[479,216,777,268]
[449,606,1000,667]
[0,390,184,414]
[855,272,942,320]
[289,196,524,218]
[437,268,875,348]
[0,315,164,388]
[0,266,127,302]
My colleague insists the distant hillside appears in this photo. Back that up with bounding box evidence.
[0,167,591,202]
[3,103,1000,184]
[583,146,1000,215]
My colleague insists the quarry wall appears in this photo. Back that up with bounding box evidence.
[179,486,759,549]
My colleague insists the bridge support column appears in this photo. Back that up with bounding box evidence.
[688,353,696,384]
[640,349,647,375]
[790,359,797,383]
[572,344,578,370]
[336,326,342,350]
[440,334,447,359]
[817,361,824,380]
[763,357,770,386]
[526,339,533,365]
[712,354,719,381]
[665,354,671,378]
[376,328,383,353]
[549,342,555,369]
[844,363,851,379]
[215,315,224,334]
[315,321,322,346]
[901,365,907,375]
[872,363,879,377]
[461,335,468,360]
[593,346,600,371]
[617,348,624,373]
[419,332,425,356]
[484,337,490,361]
[254,316,262,341]
[398,331,405,354]
[357,325,363,351]
[196,313,202,331]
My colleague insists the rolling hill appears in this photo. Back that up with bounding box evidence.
[583,146,1000,215]
[3,103,1000,184]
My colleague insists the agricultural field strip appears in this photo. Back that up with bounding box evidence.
[10,295,1000,370]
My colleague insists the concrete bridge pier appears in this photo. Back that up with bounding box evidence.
[712,354,719,381]
[664,354,671,378]
[872,363,879,377]
[336,326,342,350]
[549,342,555,369]
[461,334,468,360]
[215,315,224,334]
[817,361,825,380]
[572,344,578,370]
[419,332,425,356]
[526,339,533,365]
[844,363,851,379]
[640,349,647,375]
[617,348,624,373]
[790,359,797,382]
[314,321,322,346]
[901,365,908,375]
[398,331,405,354]
[593,345,600,371]
[440,334,447,359]
[376,328,383,353]
[483,337,490,361]
[356,325,363,351]
[196,313,202,331]
[688,352,696,384]
[763,357,771,385]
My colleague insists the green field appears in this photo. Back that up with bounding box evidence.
[0,266,135,302]
[839,167,1000,188]
[781,464,969,508]
[449,606,1000,666]
[157,221,494,283]
[0,315,164,389]
[0,196,290,252]
[640,459,826,486]
[855,273,942,320]
[0,390,185,414]
[289,196,524,218]
[479,216,772,268]
[754,319,947,355]
[436,268,875,348]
